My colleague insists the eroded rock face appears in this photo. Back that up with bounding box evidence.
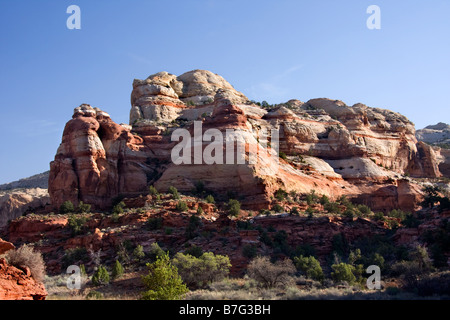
[0,258,47,300]
[0,188,50,228]
[48,70,442,212]
[0,238,47,300]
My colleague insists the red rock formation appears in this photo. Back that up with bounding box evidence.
[0,238,14,255]
[48,70,442,213]
[0,258,47,300]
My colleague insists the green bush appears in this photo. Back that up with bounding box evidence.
[242,244,258,259]
[146,217,163,230]
[319,195,330,205]
[77,201,91,214]
[111,260,124,279]
[68,214,88,236]
[141,253,188,300]
[149,185,159,196]
[133,245,145,262]
[112,201,126,215]
[227,199,241,217]
[185,216,202,239]
[290,207,300,215]
[86,290,104,300]
[196,206,203,215]
[184,245,203,258]
[205,195,215,204]
[274,188,288,201]
[331,263,356,284]
[60,201,75,214]
[168,186,180,199]
[279,152,288,160]
[148,242,165,262]
[294,255,324,281]
[172,252,231,289]
[176,201,188,212]
[272,204,284,213]
[92,265,110,286]
[324,201,340,214]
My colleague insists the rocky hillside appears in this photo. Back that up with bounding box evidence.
[48,69,444,214]
[416,123,450,146]
[416,123,450,178]
[0,171,49,191]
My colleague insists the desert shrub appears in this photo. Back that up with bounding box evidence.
[319,194,330,205]
[196,206,203,215]
[402,213,421,228]
[324,201,340,214]
[168,186,180,199]
[68,214,88,236]
[414,271,450,297]
[294,255,324,281]
[176,201,188,212]
[279,151,288,160]
[165,227,173,235]
[85,290,104,300]
[3,244,46,283]
[247,256,296,288]
[342,208,355,218]
[92,265,110,286]
[274,188,288,201]
[292,244,317,258]
[356,204,371,216]
[59,201,75,214]
[172,252,231,289]
[193,181,205,195]
[77,201,91,214]
[272,204,284,213]
[62,247,89,269]
[141,252,188,300]
[112,201,126,215]
[227,199,241,217]
[421,185,442,208]
[148,242,165,262]
[133,245,145,262]
[205,195,215,204]
[242,244,258,259]
[185,245,203,258]
[185,215,202,239]
[331,263,356,284]
[111,260,124,279]
[290,207,300,215]
[149,185,159,196]
[146,217,163,230]
[305,206,315,218]
[331,233,349,258]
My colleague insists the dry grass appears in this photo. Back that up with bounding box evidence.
[2,244,46,283]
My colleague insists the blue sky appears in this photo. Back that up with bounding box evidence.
[0,0,449,184]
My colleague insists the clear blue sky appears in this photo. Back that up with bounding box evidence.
[0,0,449,184]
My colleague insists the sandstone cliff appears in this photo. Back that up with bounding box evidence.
[48,70,442,212]
[0,238,47,300]
[0,188,50,228]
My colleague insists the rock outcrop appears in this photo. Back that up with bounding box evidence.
[0,238,47,300]
[0,258,47,300]
[0,188,50,228]
[48,70,443,212]
[416,123,450,178]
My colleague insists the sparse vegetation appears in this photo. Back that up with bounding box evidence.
[247,256,296,289]
[2,244,46,283]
